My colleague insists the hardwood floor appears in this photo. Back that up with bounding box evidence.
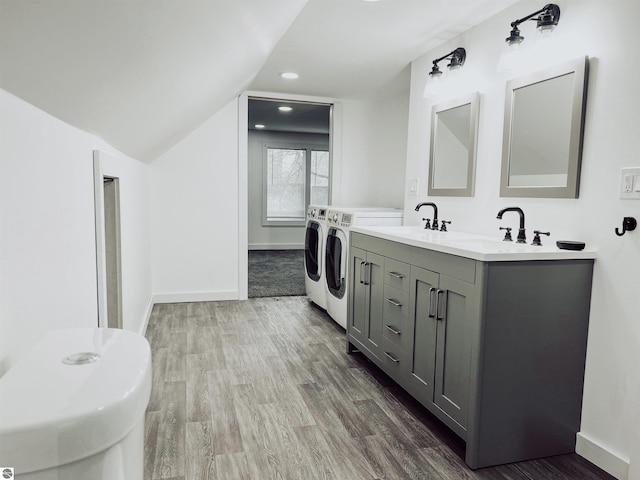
[144,297,614,480]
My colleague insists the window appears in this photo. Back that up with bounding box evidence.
[263,145,330,226]
[310,150,330,205]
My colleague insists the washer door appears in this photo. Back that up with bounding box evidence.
[325,227,347,299]
[304,221,322,281]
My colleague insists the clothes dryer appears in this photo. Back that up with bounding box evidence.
[325,208,403,328]
[304,204,328,309]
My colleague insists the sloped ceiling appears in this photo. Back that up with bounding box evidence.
[0,0,520,162]
[249,0,522,100]
[0,0,309,161]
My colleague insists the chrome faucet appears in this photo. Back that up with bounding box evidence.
[497,207,526,243]
[415,202,438,230]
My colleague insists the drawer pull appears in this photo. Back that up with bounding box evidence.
[384,352,400,363]
[385,325,401,335]
[386,298,402,307]
[388,271,404,279]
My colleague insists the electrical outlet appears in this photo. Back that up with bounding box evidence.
[620,168,640,199]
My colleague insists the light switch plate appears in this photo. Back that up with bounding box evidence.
[408,177,419,197]
[620,168,640,199]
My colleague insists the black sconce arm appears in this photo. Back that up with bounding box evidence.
[432,47,466,66]
[510,3,560,29]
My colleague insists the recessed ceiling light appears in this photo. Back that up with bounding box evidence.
[255,124,265,129]
[280,72,299,79]
[278,106,293,112]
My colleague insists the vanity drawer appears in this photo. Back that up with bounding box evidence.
[382,285,410,350]
[384,258,410,292]
[380,339,406,379]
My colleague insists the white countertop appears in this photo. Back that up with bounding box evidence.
[350,226,597,262]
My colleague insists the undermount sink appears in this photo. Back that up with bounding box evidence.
[349,225,596,261]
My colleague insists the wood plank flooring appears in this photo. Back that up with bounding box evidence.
[144,297,615,480]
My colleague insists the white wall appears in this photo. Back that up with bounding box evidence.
[248,129,329,250]
[0,89,152,375]
[151,92,410,301]
[403,1,640,478]
[149,98,240,303]
[335,92,409,208]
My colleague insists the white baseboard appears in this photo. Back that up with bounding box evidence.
[152,291,239,304]
[249,243,304,250]
[139,296,155,337]
[576,432,630,480]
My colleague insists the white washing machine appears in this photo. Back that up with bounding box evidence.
[304,204,328,309]
[325,208,403,328]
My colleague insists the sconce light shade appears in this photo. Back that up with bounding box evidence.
[447,48,466,70]
[505,26,524,46]
[505,3,560,46]
[429,64,443,78]
[537,4,561,31]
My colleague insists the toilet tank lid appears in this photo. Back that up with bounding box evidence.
[0,328,152,473]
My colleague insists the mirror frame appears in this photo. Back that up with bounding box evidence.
[428,92,480,197]
[500,56,589,198]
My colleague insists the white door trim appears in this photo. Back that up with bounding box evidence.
[93,152,108,326]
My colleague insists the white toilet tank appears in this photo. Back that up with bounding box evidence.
[0,328,151,479]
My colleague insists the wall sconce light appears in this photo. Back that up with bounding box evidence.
[423,47,466,98]
[505,3,561,46]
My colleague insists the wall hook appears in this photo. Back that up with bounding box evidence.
[615,217,637,236]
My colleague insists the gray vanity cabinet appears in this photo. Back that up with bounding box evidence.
[347,231,594,470]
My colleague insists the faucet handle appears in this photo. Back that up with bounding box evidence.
[440,220,451,232]
[422,218,431,229]
[532,230,550,246]
[499,226,513,242]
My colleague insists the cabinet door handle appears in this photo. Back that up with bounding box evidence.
[428,287,437,318]
[384,351,400,363]
[359,261,366,284]
[385,325,401,335]
[386,298,402,307]
[436,289,447,321]
[388,271,404,279]
[363,262,371,285]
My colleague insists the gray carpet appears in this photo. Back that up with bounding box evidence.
[248,250,307,298]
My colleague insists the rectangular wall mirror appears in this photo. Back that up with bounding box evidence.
[500,56,589,198]
[428,92,480,197]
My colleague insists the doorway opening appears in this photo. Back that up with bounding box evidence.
[246,97,332,298]
[93,150,123,328]
[102,176,123,328]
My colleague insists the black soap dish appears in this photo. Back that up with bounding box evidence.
[556,240,586,251]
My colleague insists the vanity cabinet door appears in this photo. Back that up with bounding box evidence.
[406,266,439,406]
[364,252,385,356]
[433,274,476,431]
[406,266,476,435]
[349,246,368,346]
[348,247,385,358]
